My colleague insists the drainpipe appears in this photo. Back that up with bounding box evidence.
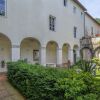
[84,11,87,37]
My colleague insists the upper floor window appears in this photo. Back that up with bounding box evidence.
[73,6,76,14]
[74,26,77,38]
[49,15,56,31]
[81,12,83,16]
[91,27,94,35]
[81,12,83,17]
[0,0,6,16]
[64,0,67,7]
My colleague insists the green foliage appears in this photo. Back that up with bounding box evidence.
[73,60,96,75]
[55,72,99,100]
[92,57,100,66]
[96,18,100,24]
[7,61,100,100]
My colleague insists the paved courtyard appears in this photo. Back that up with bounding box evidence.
[0,73,25,100]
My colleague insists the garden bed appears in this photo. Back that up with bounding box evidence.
[7,61,100,100]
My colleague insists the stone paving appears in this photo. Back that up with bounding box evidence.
[0,73,25,100]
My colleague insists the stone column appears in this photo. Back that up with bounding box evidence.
[69,49,74,65]
[57,48,62,67]
[12,45,20,61]
[40,47,46,66]
[77,50,80,61]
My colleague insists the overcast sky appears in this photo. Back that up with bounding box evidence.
[79,0,100,18]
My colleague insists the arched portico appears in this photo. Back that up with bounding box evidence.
[73,45,80,63]
[81,47,92,61]
[95,47,100,59]
[0,33,12,72]
[20,37,41,64]
[62,43,70,66]
[46,41,58,67]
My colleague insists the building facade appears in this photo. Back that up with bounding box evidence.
[0,0,100,72]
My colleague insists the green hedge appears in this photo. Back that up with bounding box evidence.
[7,61,100,100]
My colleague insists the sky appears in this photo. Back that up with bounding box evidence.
[79,0,100,18]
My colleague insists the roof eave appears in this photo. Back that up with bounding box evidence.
[73,0,87,11]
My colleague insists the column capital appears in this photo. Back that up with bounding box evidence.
[12,45,20,48]
[70,49,74,51]
[57,48,62,50]
[41,46,46,49]
[12,45,20,61]
[40,46,46,66]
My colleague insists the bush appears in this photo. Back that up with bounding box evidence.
[7,61,100,100]
[72,60,96,75]
[92,57,100,66]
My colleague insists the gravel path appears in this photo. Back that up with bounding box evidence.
[0,73,25,100]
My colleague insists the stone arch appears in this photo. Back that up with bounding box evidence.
[0,33,12,72]
[62,43,71,64]
[20,37,41,64]
[80,47,92,61]
[73,45,80,63]
[46,41,58,66]
[94,47,100,59]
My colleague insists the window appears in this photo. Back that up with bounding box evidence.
[33,50,39,61]
[64,0,67,7]
[0,0,6,16]
[73,6,76,13]
[81,12,83,17]
[81,12,83,16]
[91,27,93,35]
[49,15,56,31]
[74,27,77,38]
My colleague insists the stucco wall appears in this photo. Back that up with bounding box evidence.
[0,0,85,48]
[0,0,100,68]
[85,14,100,36]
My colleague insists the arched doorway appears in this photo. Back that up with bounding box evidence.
[73,45,79,63]
[95,47,100,59]
[0,33,11,72]
[46,41,58,67]
[81,47,92,61]
[20,37,41,64]
[62,43,70,66]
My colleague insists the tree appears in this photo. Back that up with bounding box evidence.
[96,18,100,24]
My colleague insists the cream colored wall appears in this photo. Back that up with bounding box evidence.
[0,0,44,45]
[20,38,40,64]
[85,14,100,36]
[95,49,100,59]
[42,0,84,47]
[46,42,58,64]
[62,45,70,63]
[0,0,83,48]
[0,35,11,62]
[0,34,11,72]
[0,0,100,68]
[83,49,91,61]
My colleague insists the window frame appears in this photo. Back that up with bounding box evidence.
[73,6,76,14]
[91,27,94,35]
[73,26,77,38]
[64,0,67,7]
[49,15,56,31]
[0,0,7,17]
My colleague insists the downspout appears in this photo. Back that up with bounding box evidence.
[84,11,87,37]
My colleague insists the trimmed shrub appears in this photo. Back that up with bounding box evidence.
[7,61,99,100]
